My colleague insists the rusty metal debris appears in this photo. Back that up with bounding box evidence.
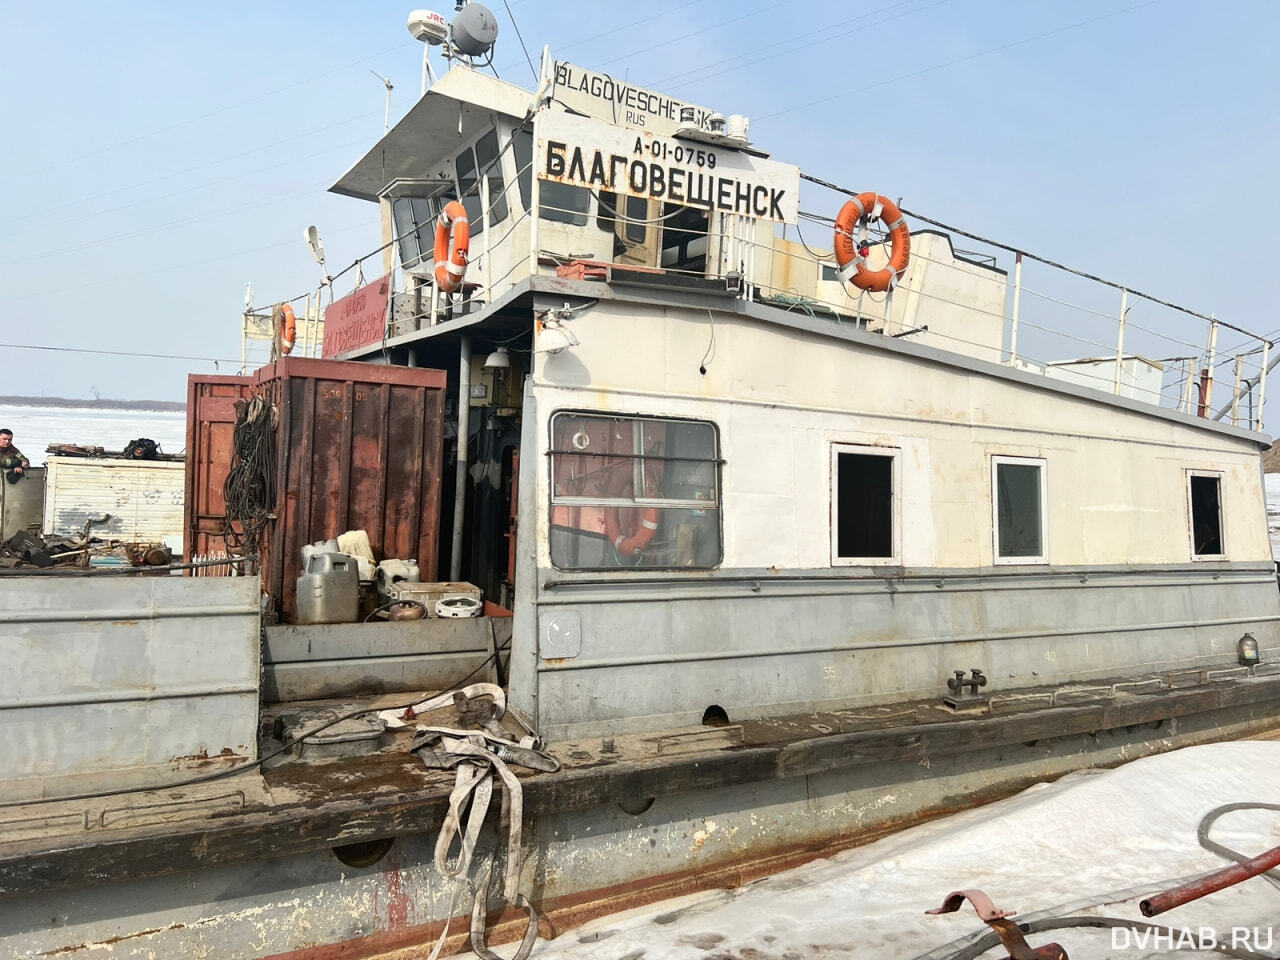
[1,514,172,573]
[1140,841,1280,917]
[927,889,1067,959]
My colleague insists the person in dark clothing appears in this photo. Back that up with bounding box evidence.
[0,429,30,483]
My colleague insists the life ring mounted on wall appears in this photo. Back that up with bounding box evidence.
[276,303,298,355]
[833,192,911,293]
[434,200,471,294]
[604,461,663,558]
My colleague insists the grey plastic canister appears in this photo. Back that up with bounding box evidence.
[295,552,359,624]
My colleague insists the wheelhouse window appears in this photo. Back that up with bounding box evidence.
[517,130,589,225]
[392,190,455,270]
[473,128,509,226]
[992,456,1047,564]
[659,203,709,274]
[1188,471,1224,558]
[831,444,898,564]
[549,412,721,569]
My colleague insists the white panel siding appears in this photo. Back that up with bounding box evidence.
[42,456,185,543]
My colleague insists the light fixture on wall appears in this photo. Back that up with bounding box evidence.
[534,313,580,355]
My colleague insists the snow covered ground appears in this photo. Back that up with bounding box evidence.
[531,742,1280,960]
[0,406,186,465]
[1267,474,1280,561]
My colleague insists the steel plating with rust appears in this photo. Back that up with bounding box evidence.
[927,890,1068,960]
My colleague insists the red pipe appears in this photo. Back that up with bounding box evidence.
[1140,843,1280,916]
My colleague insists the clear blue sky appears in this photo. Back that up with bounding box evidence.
[1,0,1277,415]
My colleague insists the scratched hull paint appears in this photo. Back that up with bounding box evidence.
[4,702,1275,959]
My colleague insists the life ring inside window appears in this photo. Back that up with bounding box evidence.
[604,462,662,557]
[833,192,910,293]
[434,200,470,294]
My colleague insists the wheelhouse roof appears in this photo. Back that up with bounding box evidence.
[329,68,531,202]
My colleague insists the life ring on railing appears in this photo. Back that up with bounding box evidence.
[433,200,470,294]
[833,192,910,293]
[604,463,662,557]
[278,303,297,355]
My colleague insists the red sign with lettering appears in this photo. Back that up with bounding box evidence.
[322,276,391,357]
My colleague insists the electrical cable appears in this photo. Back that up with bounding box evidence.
[222,393,278,554]
[651,0,933,90]
[0,342,241,365]
[918,802,1280,960]
[501,0,538,83]
[12,113,382,228]
[949,916,1271,960]
[756,1,1162,123]
[14,43,413,179]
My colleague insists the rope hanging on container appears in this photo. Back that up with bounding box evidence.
[223,393,277,556]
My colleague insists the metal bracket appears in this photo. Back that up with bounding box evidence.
[926,889,1067,960]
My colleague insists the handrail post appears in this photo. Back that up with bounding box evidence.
[1257,341,1270,432]
[1231,355,1243,426]
[1007,251,1023,364]
[1204,316,1219,412]
[1114,288,1128,394]
[481,174,491,304]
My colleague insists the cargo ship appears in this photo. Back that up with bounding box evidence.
[3,7,1279,957]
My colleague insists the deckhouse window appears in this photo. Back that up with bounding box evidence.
[992,456,1047,564]
[516,130,588,225]
[831,445,898,564]
[391,188,455,269]
[549,412,721,570]
[473,129,509,225]
[1188,471,1224,558]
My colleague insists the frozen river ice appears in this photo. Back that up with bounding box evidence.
[0,405,186,465]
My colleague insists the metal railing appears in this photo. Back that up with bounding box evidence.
[245,130,1273,433]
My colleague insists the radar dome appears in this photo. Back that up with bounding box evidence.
[451,4,498,56]
[407,9,449,45]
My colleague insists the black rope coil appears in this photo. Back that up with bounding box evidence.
[223,393,277,555]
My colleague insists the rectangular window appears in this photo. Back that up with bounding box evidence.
[540,181,590,225]
[831,445,898,564]
[392,191,455,269]
[992,456,1047,563]
[514,129,532,211]
[473,128,509,227]
[549,412,721,570]
[821,263,839,283]
[659,203,709,274]
[454,146,484,237]
[1189,471,1224,558]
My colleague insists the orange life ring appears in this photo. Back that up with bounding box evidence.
[433,200,470,294]
[833,192,910,293]
[278,303,297,355]
[604,463,662,557]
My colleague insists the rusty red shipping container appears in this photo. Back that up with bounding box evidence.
[184,374,254,572]
[186,358,447,620]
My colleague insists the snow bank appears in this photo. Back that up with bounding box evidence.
[533,742,1280,959]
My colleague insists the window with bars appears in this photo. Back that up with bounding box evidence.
[548,412,721,569]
